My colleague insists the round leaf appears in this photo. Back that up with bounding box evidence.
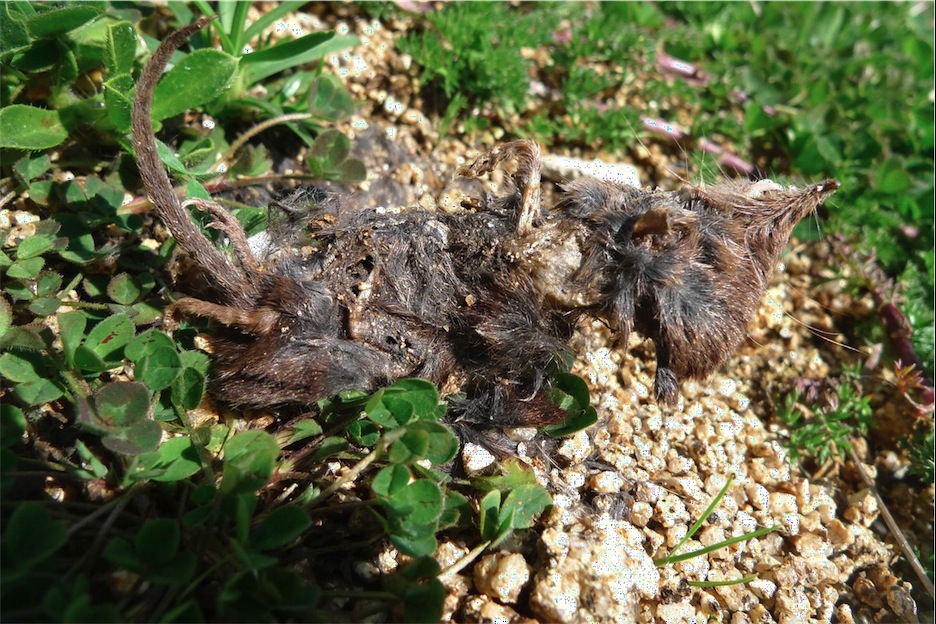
[3,502,66,569]
[500,484,551,531]
[396,479,443,525]
[136,519,180,565]
[94,381,151,427]
[107,273,142,305]
[250,505,311,550]
[0,105,68,150]
[223,430,279,481]
[125,329,175,363]
[171,367,205,410]
[84,314,134,362]
[136,347,182,392]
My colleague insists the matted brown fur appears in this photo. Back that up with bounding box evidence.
[132,18,838,432]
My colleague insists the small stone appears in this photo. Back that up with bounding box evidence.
[462,442,497,475]
[886,582,919,623]
[656,601,701,623]
[749,577,777,600]
[589,471,624,494]
[843,488,879,526]
[853,576,883,609]
[834,604,857,624]
[434,541,468,570]
[791,532,831,560]
[473,552,531,604]
[630,501,652,527]
[557,430,590,465]
[768,492,797,514]
[461,595,525,624]
[746,483,770,510]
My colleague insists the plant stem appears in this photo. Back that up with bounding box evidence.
[213,112,315,172]
[845,443,935,599]
[439,540,491,580]
[307,428,406,507]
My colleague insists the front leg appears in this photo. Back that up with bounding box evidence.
[653,340,681,406]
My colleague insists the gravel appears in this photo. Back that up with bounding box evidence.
[249,5,934,622]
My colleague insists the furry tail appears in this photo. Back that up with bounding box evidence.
[131,16,258,307]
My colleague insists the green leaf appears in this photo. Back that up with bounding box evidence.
[0,105,69,150]
[544,406,598,437]
[407,421,458,465]
[73,345,108,372]
[35,271,63,297]
[179,350,210,376]
[171,366,205,410]
[389,529,438,560]
[151,49,238,122]
[103,420,162,456]
[222,430,279,491]
[27,297,60,317]
[3,503,67,570]
[107,273,141,305]
[0,352,63,405]
[311,436,348,461]
[0,4,31,61]
[84,314,134,362]
[13,153,52,184]
[136,347,182,392]
[50,214,95,264]
[138,436,202,483]
[478,490,501,541]
[334,158,366,183]
[287,419,323,445]
[0,350,45,383]
[26,5,102,37]
[390,428,429,464]
[0,326,49,352]
[396,480,443,525]
[1,404,27,445]
[93,381,151,428]
[383,378,439,420]
[125,328,175,363]
[308,73,357,120]
[103,72,134,133]
[104,20,136,74]
[875,158,914,194]
[154,139,191,176]
[136,519,180,566]
[7,256,44,279]
[0,297,11,339]
[499,484,551,532]
[103,537,138,571]
[373,464,412,497]
[250,505,311,550]
[241,32,359,84]
[309,129,350,168]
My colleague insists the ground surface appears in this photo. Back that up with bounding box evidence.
[3,3,933,623]
[288,5,932,623]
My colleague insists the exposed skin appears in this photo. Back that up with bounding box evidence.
[132,19,839,432]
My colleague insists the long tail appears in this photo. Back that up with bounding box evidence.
[131,16,257,306]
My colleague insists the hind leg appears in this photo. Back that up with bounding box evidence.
[459,140,542,235]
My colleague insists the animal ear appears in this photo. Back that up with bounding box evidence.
[631,206,670,239]
[631,206,697,242]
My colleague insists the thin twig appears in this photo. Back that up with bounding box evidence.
[439,540,491,580]
[846,443,936,599]
[214,112,315,172]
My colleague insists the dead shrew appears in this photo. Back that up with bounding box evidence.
[132,18,839,434]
